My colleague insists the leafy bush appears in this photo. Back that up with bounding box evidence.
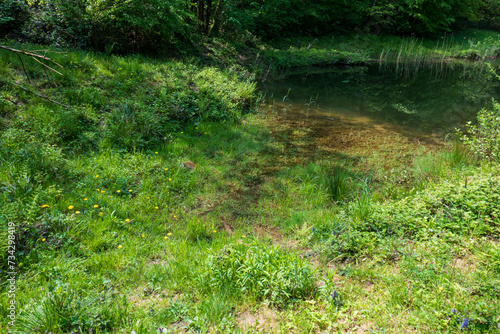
[21,0,193,52]
[201,242,316,306]
[460,101,500,162]
[0,0,29,37]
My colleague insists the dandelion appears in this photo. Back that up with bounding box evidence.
[117,190,121,193]
[213,230,217,233]
[181,132,183,134]
[142,234,145,238]
[155,152,158,154]
[95,175,99,178]
[68,205,74,210]
[42,238,46,242]
[118,245,122,249]
[169,178,172,181]
[125,219,130,223]
[173,215,176,218]
[155,206,159,210]
[242,235,246,238]
[167,232,172,236]
[93,205,99,208]
[129,189,132,192]
[164,236,168,239]
[439,286,443,291]
[460,318,469,330]
[164,168,168,171]
[75,211,80,214]
[205,132,207,134]
[41,204,50,208]
[147,196,150,199]
[101,190,105,193]
[97,188,100,191]
[84,198,88,201]
[99,212,103,216]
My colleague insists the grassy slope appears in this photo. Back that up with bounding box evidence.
[1,31,500,333]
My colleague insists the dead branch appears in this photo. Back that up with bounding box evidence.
[10,82,72,108]
[0,45,64,75]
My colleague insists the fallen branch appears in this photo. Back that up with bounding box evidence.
[10,82,72,108]
[0,45,64,77]
[0,45,63,66]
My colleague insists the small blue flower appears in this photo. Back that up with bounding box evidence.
[89,329,93,334]
[461,318,469,329]
[332,290,337,299]
[312,227,316,232]
[452,308,456,314]
[158,328,162,333]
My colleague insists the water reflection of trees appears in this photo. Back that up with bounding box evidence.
[261,61,499,132]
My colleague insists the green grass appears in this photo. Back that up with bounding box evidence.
[1,36,500,333]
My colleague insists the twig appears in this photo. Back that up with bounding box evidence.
[10,82,72,108]
[32,57,63,76]
[16,53,31,84]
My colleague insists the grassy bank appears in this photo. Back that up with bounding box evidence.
[1,34,500,333]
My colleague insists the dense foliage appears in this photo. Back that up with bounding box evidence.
[1,0,499,52]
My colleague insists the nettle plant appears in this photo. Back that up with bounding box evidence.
[460,100,500,162]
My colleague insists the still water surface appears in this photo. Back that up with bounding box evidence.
[260,61,500,138]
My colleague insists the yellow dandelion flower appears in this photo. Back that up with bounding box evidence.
[439,286,443,291]
[205,132,207,134]
[109,195,113,198]
[93,205,99,208]
[125,219,130,223]
[242,235,246,238]
[164,236,168,239]
[173,215,176,218]
[142,234,145,238]
[42,238,46,242]
[117,190,121,193]
[95,175,99,178]
[84,198,88,201]
[168,178,172,181]
[164,168,168,171]
[155,206,159,210]
[68,205,74,210]
[213,230,217,233]
[167,232,172,236]
[97,188,100,191]
[41,204,50,208]
[129,189,132,192]
[75,211,80,214]
[155,152,158,154]
[181,132,183,134]
[118,245,122,249]
[99,212,103,216]
[101,190,105,193]
[146,196,150,199]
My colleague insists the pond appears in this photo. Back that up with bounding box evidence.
[258,61,500,169]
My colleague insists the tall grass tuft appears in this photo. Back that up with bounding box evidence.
[323,167,350,202]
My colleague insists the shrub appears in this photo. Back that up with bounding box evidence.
[0,0,29,37]
[460,100,500,162]
[201,242,316,306]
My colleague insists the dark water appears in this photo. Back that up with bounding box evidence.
[260,61,500,136]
